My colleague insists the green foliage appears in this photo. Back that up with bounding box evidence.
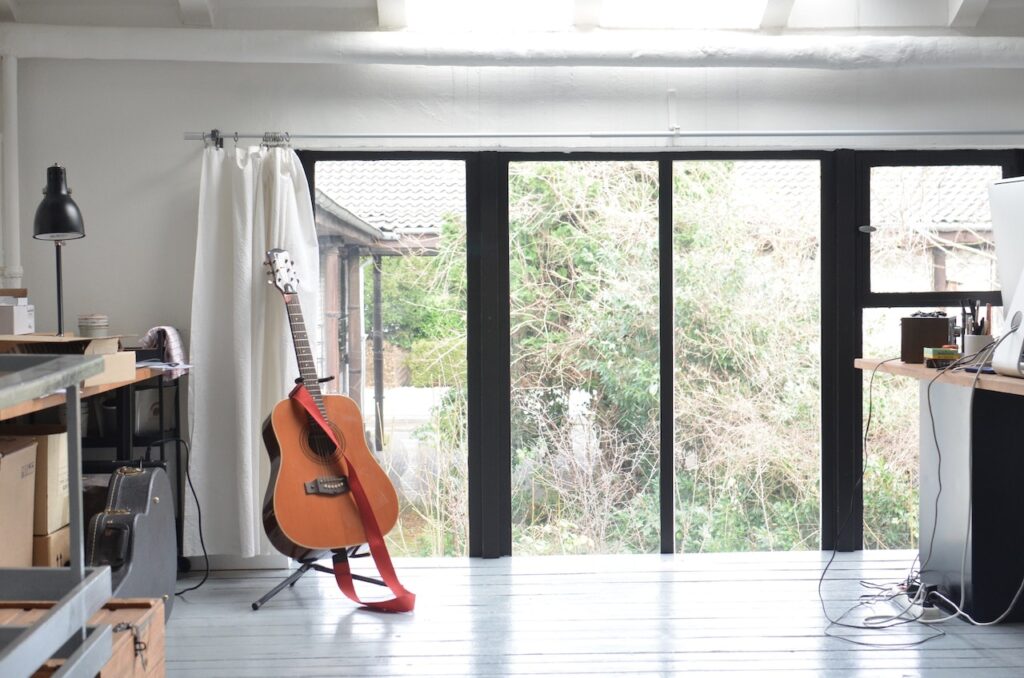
[377,158,918,557]
[371,218,466,353]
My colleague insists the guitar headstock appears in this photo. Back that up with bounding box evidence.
[265,248,299,296]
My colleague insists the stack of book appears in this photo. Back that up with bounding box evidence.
[924,345,961,368]
[0,288,34,335]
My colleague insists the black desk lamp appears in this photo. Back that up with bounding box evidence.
[33,164,85,336]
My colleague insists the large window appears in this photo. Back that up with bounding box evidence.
[312,159,468,556]
[297,149,1018,559]
[508,161,660,555]
[673,160,821,552]
[859,155,1012,550]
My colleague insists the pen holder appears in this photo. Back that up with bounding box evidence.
[963,333,994,363]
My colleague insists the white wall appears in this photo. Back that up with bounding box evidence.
[13,57,1024,344]
[8,56,1024,563]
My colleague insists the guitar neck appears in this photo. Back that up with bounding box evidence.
[283,296,325,410]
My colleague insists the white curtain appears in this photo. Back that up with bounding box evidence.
[186,146,321,558]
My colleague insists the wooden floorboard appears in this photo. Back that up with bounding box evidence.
[166,550,1024,676]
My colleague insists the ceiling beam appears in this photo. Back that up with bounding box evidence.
[760,0,795,30]
[377,0,406,30]
[178,0,213,28]
[6,25,1024,70]
[949,0,990,28]
[0,1,17,23]
[574,0,603,29]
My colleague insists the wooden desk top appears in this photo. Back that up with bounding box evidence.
[0,366,184,422]
[855,358,1024,398]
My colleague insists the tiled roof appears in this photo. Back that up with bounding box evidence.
[731,160,999,232]
[868,164,1001,231]
[316,159,997,237]
[315,160,465,233]
[730,160,821,227]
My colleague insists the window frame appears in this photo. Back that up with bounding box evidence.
[301,148,1022,557]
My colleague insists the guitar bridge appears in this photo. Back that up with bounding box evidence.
[304,476,350,496]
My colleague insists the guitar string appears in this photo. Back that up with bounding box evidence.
[274,256,343,489]
[283,294,329,481]
[286,294,340,482]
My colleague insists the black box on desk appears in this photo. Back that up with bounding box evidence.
[901,316,955,364]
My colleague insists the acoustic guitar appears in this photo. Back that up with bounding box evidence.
[261,248,399,561]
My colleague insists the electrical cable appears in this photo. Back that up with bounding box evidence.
[823,331,1024,642]
[916,334,1024,625]
[143,437,210,596]
[818,357,946,647]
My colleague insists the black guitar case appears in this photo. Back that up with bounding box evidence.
[86,466,177,620]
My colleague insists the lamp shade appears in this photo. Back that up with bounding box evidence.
[33,165,85,241]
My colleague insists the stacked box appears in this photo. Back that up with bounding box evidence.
[0,288,34,335]
[0,438,37,567]
[0,426,72,566]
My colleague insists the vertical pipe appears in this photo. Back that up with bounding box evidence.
[2,55,21,287]
[66,383,84,582]
[373,255,384,452]
[323,247,341,392]
[340,253,349,395]
[346,247,363,414]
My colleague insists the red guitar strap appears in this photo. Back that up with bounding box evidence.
[289,384,416,613]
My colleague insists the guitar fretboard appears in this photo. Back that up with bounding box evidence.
[284,296,327,421]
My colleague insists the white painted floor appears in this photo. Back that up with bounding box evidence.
[166,550,1024,677]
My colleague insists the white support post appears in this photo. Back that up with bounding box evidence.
[574,0,603,29]
[0,1,16,23]
[949,0,990,28]
[178,0,213,28]
[761,0,795,30]
[376,0,406,30]
[2,55,21,288]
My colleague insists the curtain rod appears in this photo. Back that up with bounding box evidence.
[185,128,1024,145]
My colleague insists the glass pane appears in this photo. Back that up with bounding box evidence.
[315,160,467,556]
[509,161,660,555]
[862,308,923,550]
[870,165,1003,293]
[672,160,821,552]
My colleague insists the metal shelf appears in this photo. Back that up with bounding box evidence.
[0,354,112,678]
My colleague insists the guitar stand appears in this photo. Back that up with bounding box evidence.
[251,546,386,611]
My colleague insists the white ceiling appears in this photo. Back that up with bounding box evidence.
[1,0,1024,35]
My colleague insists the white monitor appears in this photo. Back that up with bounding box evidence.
[989,177,1024,310]
[988,177,1024,375]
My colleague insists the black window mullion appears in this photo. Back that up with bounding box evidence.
[659,160,674,554]
[467,152,512,558]
[827,149,863,552]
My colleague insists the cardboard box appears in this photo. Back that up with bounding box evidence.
[0,598,165,678]
[33,430,68,535]
[0,333,120,355]
[32,525,70,567]
[0,334,134,387]
[0,426,70,535]
[0,304,35,335]
[0,438,37,567]
[82,351,137,388]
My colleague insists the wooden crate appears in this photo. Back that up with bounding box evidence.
[0,598,165,677]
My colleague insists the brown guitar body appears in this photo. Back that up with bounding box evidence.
[262,393,399,561]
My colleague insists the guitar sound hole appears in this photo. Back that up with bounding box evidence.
[301,421,345,462]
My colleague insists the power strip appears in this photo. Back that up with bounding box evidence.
[890,592,947,622]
